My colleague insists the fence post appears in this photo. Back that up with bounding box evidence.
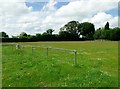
[74,50,77,65]
[16,44,20,49]
[46,47,48,59]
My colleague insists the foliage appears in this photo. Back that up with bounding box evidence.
[1,21,120,42]
[19,32,28,38]
[79,22,95,40]
[59,21,79,40]
[60,21,79,34]
[105,22,109,30]
[46,29,54,35]
[94,27,120,41]
[0,32,9,38]
[59,21,95,40]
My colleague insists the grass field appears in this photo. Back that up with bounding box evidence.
[2,41,118,87]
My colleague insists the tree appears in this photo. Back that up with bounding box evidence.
[59,21,95,40]
[94,29,102,39]
[60,21,79,34]
[42,32,48,36]
[109,27,120,40]
[100,29,110,39]
[105,22,109,30]
[59,21,80,40]
[78,22,95,39]
[59,31,70,40]
[0,32,9,38]
[46,29,54,35]
[94,27,120,41]
[19,32,27,38]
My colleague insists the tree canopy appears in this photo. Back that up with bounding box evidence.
[59,21,80,40]
[78,22,95,39]
[1,21,120,42]
[105,22,109,30]
[60,21,79,34]
[59,21,95,40]
[46,29,54,35]
[19,32,27,38]
[0,32,9,38]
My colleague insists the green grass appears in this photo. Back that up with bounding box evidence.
[0,43,2,88]
[2,41,118,87]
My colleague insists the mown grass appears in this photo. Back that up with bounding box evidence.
[0,43,2,88]
[2,41,118,87]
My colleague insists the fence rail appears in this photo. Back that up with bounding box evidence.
[3,43,78,65]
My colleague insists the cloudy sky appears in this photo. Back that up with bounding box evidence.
[0,0,119,37]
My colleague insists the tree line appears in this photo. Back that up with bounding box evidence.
[1,21,120,42]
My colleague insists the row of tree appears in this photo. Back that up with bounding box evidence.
[1,21,120,42]
[94,27,120,41]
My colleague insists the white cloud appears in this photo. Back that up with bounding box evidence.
[109,16,118,28]
[0,1,33,36]
[55,0,118,18]
[82,12,118,29]
[0,0,119,37]
[43,0,118,33]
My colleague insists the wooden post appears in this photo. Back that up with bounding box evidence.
[16,44,20,49]
[74,50,77,65]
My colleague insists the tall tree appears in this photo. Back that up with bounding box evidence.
[46,29,54,35]
[59,21,80,40]
[105,22,109,30]
[59,31,70,40]
[109,27,120,40]
[78,22,95,39]
[0,32,9,38]
[19,32,27,38]
[60,21,79,34]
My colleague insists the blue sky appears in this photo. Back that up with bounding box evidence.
[25,2,48,11]
[25,2,118,17]
[106,8,118,17]
[25,2,69,11]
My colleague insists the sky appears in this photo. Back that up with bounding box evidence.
[0,0,119,37]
